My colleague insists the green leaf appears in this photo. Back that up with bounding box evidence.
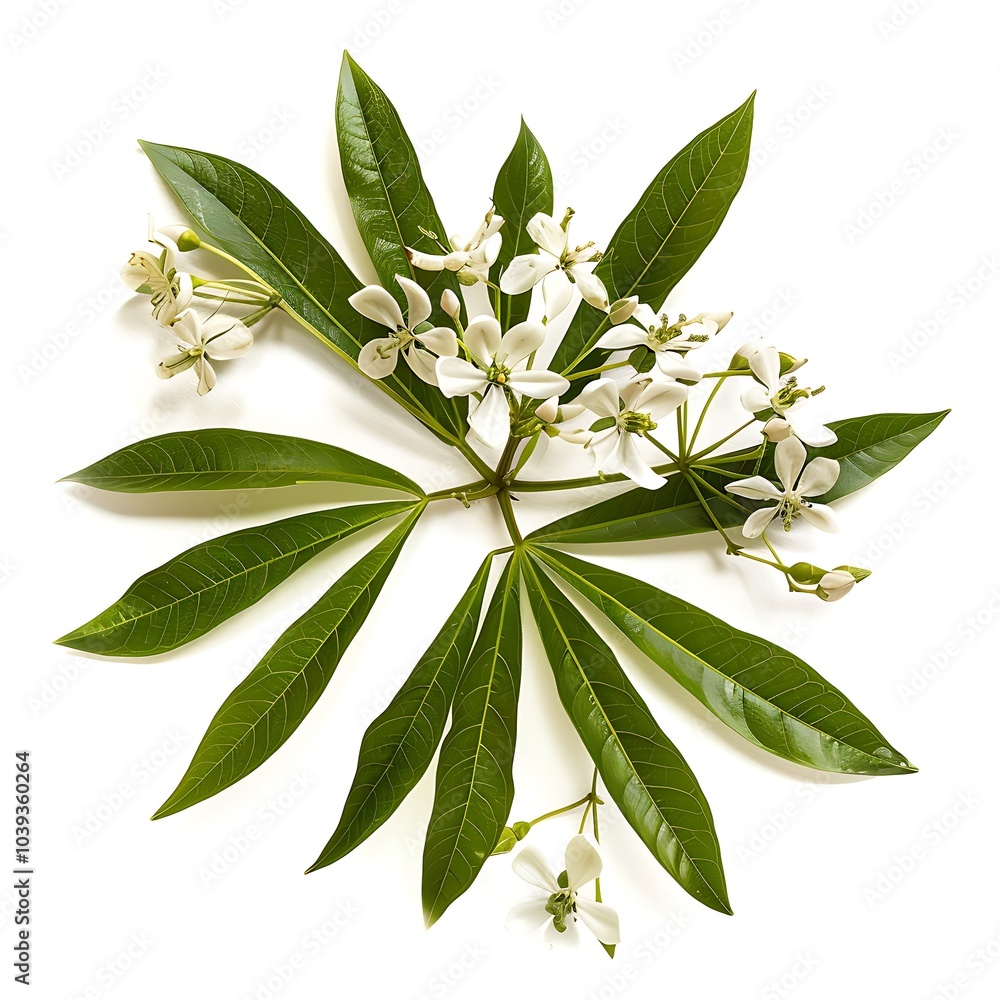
[422,554,522,925]
[491,118,553,330]
[534,547,915,776]
[337,53,460,326]
[523,557,731,914]
[62,428,422,496]
[152,505,424,818]
[809,410,951,503]
[56,501,414,657]
[528,410,949,544]
[137,139,463,443]
[307,553,495,872]
[551,93,755,393]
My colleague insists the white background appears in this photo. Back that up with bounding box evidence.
[2,0,997,997]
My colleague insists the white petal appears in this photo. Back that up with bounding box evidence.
[396,275,432,326]
[596,327,646,350]
[740,384,772,414]
[120,251,160,290]
[406,248,448,271]
[775,436,807,493]
[402,344,440,385]
[481,231,502,267]
[443,251,471,272]
[743,505,778,538]
[169,309,201,348]
[535,396,559,423]
[464,315,502,366]
[576,378,621,420]
[202,316,253,359]
[358,337,400,380]
[762,417,792,442]
[787,411,838,447]
[499,321,546,367]
[635,380,687,419]
[505,899,552,935]
[526,212,567,257]
[632,304,659,331]
[500,254,552,294]
[655,352,702,383]
[797,456,840,497]
[799,502,838,532]
[415,326,458,357]
[725,476,784,501]
[468,385,511,449]
[575,899,621,945]
[564,836,602,889]
[819,570,855,600]
[436,356,488,397]
[512,847,559,891]
[572,269,609,311]
[507,369,571,399]
[349,285,404,330]
[748,345,780,391]
[611,434,666,490]
[195,357,217,396]
[587,427,620,467]
[174,272,193,314]
[542,269,573,319]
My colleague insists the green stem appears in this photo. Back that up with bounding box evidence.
[497,490,522,545]
[688,418,757,463]
[525,794,593,830]
[567,359,632,381]
[508,460,679,493]
[688,376,728,452]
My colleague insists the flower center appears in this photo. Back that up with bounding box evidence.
[544,890,577,934]
[377,328,414,359]
[487,361,512,385]
[618,409,657,434]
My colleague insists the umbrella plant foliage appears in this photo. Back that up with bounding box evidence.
[58,53,946,945]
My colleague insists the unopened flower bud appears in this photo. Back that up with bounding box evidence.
[703,310,733,332]
[763,417,792,442]
[440,289,461,320]
[160,227,201,251]
[609,296,639,325]
[535,396,559,423]
[817,570,856,602]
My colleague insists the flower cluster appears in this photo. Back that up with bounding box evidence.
[121,218,277,394]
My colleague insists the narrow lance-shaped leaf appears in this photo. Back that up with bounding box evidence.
[490,118,553,330]
[153,505,425,819]
[523,556,731,914]
[551,93,755,394]
[528,410,950,544]
[535,547,915,776]
[337,52,461,328]
[56,501,414,657]
[62,428,422,496]
[138,140,463,443]
[308,553,495,872]
[422,554,522,926]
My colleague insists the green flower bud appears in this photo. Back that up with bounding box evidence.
[491,827,518,855]
[512,821,531,840]
[789,562,827,585]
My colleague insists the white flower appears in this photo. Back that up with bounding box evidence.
[436,317,569,449]
[576,376,687,490]
[406,209,504,284]
[506,836,620,945]
[349,276,458,386]
[725,436,840,538]
[739,344,835,447]
[818,569,855,602]
[499,209,609,319]
[121,219,193,326]
[156,308,252,395]
[596,305,732,382]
